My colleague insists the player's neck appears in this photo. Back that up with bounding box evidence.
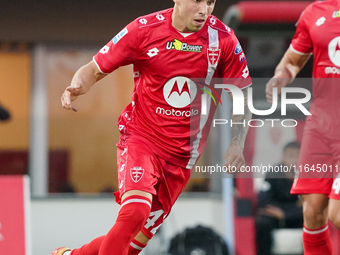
[171,7,189,32]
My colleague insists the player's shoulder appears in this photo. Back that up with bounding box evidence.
[133,8,171,28]
[207,15,233,34]
[304,0,332,13]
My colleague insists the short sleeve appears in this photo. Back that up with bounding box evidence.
[220,32,252,89]
[290,7,313,54]
[93,19,140,74]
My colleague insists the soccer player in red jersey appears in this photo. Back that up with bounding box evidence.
[53,0,252,254]
[266,0,340,254]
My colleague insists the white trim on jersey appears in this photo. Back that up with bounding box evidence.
[205,26,220,85]
[186,26,219,169]
[289,44,313,55]
[92,56,110,74]
[178,32,194,38]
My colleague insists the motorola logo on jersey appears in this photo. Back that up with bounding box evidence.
[163,77,197,108]
[328,36,340,67]
[156,77,199,117]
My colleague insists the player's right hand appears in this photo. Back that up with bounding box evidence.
[61,82,83,112]
[265,77,289,103]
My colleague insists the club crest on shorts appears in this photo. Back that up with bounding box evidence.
[207,47,221,66]
[130,166,144,183]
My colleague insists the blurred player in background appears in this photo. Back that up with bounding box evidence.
[266,0,340,254]
[255,142,303,255]
[53,0,252,254]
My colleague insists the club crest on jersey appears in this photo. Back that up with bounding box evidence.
[333,9,340,18]
[130,167,144,183]
[166,39,203,52]
[207,47,221,66]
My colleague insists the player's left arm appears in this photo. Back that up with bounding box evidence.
[224,88,252,171]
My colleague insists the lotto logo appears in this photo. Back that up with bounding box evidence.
[139,18,147,25]
[242,66,250,78]
[99,45,109,54]
[156,14,165,21]
[210,17,216,25]
[316,17,326,26]
[147,47,159,57]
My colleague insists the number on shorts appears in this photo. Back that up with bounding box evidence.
[144,209,164,231]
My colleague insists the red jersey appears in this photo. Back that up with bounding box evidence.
[94,8,251,168]
[290,0,340,139]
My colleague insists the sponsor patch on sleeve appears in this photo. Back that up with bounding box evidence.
[234,41,243,55]
[112,27,128,44]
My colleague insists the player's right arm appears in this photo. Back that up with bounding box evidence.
[265,48,311,103]
[62,17,139,112]
[61,60,107,111]
[266,3,313,104]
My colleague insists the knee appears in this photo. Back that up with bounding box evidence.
[329,211,340,230]
[303,202,328,227]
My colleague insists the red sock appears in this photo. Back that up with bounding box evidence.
[128,239,147,255]
[303,224,333,255]
[70,236,105,255]
[98,195,151,255]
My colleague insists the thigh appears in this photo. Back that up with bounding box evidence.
[291,132,333,195]
[114,139,161,203]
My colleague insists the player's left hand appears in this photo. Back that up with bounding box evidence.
[223,143,245,173]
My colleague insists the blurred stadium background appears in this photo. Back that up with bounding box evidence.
[1,0,338,255]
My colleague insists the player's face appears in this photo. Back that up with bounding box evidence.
[173,0,216,32]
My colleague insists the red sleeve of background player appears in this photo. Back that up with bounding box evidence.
[93,19,140,74]
[220,31,252,89]
[290,5,313,54]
